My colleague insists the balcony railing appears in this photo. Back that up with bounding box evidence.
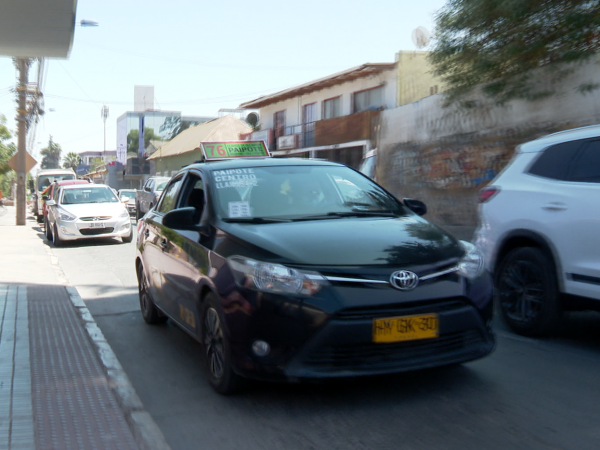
[273,110,379,151]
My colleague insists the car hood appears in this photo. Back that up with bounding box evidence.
[59,203,127,218]
[216,215,463,266]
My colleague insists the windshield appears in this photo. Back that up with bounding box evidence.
[119,190,136,199]
[61,187,119,205]
[212,165,405,220]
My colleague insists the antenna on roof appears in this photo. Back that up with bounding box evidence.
[411,26,430,50]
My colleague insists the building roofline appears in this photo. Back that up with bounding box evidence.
[238,62,396,109]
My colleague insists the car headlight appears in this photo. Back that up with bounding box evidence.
[228,256,329,296]
[457,241,485,279]
[119,210,129,218]
[57,207,76,221]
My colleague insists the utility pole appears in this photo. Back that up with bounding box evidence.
[15,58,31,226]
[101,105,109,153]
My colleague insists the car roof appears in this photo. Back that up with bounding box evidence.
[520,124,600,153]
[185,157,343,173]
[61,183,110,190]
[55,180,90,186]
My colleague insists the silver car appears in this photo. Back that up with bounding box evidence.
[46,184,133,246]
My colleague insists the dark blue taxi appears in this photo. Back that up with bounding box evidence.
[135,154,495,394]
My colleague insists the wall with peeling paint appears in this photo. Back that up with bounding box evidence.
[377,56,600,227]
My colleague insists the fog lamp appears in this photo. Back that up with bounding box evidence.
[252,340,270,357]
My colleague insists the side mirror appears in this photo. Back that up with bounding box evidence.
[46,200,56,207]
[403,198,427,216]
[42,195,49,201]
[144,186,151,192]
[163,207,209,234]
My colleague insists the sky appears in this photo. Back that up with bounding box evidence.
[0,0,447,164]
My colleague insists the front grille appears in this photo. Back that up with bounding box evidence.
[336,298,469,320]
[79,227,115,235]
[304,329,485,372]
[80,216,112,221]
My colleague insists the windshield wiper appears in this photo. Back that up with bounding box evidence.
[221,217,292,223]
[292,210,398,221]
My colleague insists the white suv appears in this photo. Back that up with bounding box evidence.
[474,125,600,336]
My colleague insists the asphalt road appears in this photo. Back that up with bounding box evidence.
[38,221,600,450]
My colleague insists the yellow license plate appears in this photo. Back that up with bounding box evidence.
[373,313,439,343]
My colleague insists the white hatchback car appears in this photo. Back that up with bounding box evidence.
[474,125,600,336]
[46,184,133,246]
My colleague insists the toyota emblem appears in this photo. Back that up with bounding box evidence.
[390,270,419,290]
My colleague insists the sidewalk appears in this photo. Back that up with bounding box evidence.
[0,205,170,450]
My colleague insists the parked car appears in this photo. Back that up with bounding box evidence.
[118,189,137,217]
[30,168,77,222]
[41,179,92,237]
[46,184,133,246]
[136,176,170,219]
[475,125,600,336]
[135,155,495,394]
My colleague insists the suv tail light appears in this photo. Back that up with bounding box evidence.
[478,186,500,203]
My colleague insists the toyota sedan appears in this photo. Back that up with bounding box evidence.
[135,156,495,394]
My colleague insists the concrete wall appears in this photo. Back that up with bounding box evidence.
[378,56,600,226]
[154,150,203,177]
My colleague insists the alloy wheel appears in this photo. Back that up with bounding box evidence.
[204,308,225,380]
[498,259,544,324]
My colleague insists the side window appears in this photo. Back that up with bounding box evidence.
[181,174,205,223]
[157,176,183,214]
[567,140,600,183]
[527,140,583,180]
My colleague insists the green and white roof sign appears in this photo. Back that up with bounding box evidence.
[200,141,270,160]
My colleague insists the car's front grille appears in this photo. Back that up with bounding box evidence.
[336,298,470,320]
[79,228,115,235]
[303,329,485,372]
[80,216,112,221]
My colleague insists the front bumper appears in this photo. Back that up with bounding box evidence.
[224,273,495,382]
[54,217,132,241]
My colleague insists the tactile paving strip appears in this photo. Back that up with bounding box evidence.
[28,285,139,450]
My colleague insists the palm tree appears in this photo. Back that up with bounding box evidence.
[40,136,62,169]
[63,152,81,172]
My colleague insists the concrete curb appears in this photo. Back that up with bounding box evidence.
[43,241,171,450]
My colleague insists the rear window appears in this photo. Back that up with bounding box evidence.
[527,140,583,180]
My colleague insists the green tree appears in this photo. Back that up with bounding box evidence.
[0,114,17,196]
[428,0,600,106]
[0,114,17,175]
[62,152,81,172]
[40,136,62,169]
[126,127,161,157]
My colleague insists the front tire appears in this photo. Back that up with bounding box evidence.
[122,227,133,243]
[496,247,562,336]
[137,265,167,324]
[53,224,62,247]
[202,293,244,395]
[44,218,53,241]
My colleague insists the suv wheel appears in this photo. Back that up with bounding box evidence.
[496,247,562,336]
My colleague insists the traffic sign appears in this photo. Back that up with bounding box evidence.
[7,151,37,173]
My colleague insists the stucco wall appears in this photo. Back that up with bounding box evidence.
[396,51,444,106]
[257,70,397,130]
[378,56,600,226]
[154,150,203,177]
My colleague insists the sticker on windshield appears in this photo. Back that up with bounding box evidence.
[214,169,258,189]
[228,201,251,218]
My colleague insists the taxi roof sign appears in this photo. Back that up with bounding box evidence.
[200,141,270,161]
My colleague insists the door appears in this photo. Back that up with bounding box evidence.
[156,172,211,335]
[303,103,316,148]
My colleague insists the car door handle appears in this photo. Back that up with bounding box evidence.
[160,239,168,249]
[542,202,567,211]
